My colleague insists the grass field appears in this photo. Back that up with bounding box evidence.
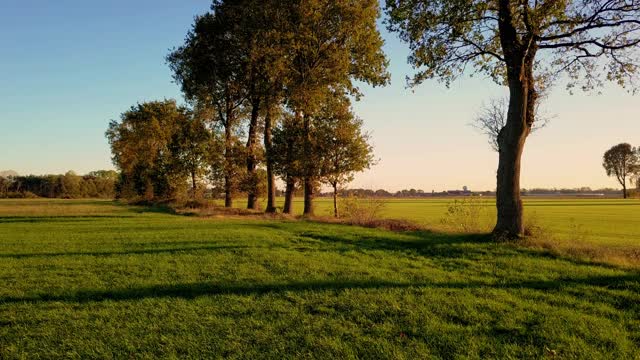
[282,197,640,245]
[1,199,639,359]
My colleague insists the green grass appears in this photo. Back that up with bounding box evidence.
[278,197,640,246]
[1,199,639,359]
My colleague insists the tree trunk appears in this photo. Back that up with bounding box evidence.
[623,180,627,199]
[493,66,534,239]
[333,183,339,218]
[224,175,233,208]
[302,113,314,216]
[264,104,277,213]
[303,178,314,216]
[283,178,295,214]
[246,98,260,210]
[224,113,233,208]
[191,171,197,199]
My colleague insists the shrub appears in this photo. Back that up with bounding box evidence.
[523,212,552,240]
[340,195,387,224]
[440,197,490,233]
[6,191,38,199]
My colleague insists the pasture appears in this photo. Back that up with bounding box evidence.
[0,199,639,359]
[279,197,640,246]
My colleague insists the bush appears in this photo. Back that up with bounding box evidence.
[6,191,38,199]
[440,197,490,233]
[340,195,387,224]
[523,212,552,240]
[183,198,214,209]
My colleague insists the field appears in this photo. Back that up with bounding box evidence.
[1,199,639,359]
[279,197,640,245]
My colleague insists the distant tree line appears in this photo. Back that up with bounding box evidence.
[107,0,386,217]
[315,187,627,198]
[0,171,118,199]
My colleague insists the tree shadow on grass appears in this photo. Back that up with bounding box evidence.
[0,245,253,259]
[293,229,496,261]
[0,215,137,224]
[0,273,637,306]
[263,221,638,271]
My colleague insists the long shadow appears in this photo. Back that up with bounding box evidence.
[288,223,637,271]
[298,230,493,259]
[0,215,136,224]
[1,273,637,305]
[0,245,252,259]
[128,203,177,215]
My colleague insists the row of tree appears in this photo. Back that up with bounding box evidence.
[108,0,385,216]
[0,171,118,199]
[109,0,640,237]
[603,143,640,199]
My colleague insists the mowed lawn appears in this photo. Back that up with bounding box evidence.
[1,199,639,359]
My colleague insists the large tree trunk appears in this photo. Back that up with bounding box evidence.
[246,98,260,210]
[303,178,315,216]
[622,180,627,199]
[302,113,315,216]
[264,104,277,213]
[224,175,233,208]
[494,71,535,238]
[283,178,295,214]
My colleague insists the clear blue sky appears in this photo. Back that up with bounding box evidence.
[1,1,638,191]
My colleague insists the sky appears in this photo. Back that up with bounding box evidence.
[1,1,638,192]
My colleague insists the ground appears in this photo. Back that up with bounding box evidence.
[0,199,639,359]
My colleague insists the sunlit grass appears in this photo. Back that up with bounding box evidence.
[270,197,640,246]
[0,199,639,358]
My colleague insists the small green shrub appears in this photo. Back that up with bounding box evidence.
[340,195,387,224]
[440,197,489,233]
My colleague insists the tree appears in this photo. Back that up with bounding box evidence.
[280,0,390,216]
[61,171,81,198]
[271,112,306,214]
[603,143,638,199]
[386,0,640,238]
[106,100,190,201]
[168,9,247,208]
[169,0,290,211]
[207,131,244,202]
[472,97,550,152]
[170,108,214,199]
[315,95,376,217]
